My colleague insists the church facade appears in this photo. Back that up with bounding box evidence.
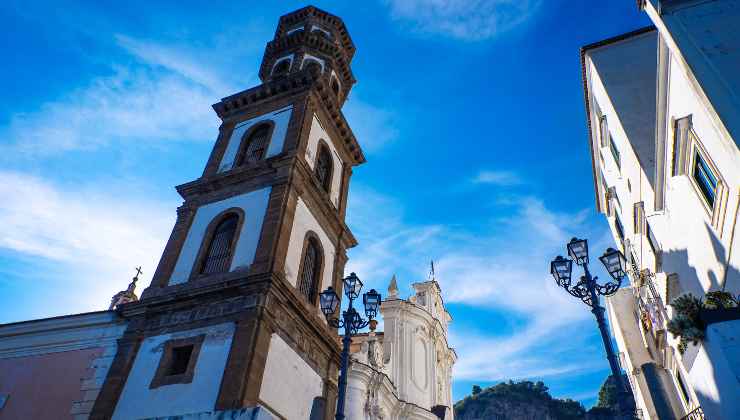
[0,6,455,420]
[345,277,456,420]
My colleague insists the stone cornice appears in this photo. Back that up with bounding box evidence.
[275,5,356,60]
[172,157,358,249]
[259,30,356,88]
[212,70,365,164]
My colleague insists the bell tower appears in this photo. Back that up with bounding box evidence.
[91,6,364,420]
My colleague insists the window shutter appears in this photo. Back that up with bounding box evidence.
[238,125,271,166]
[673,116,691,176]
[200,215,238,275]
[315,146,333,193]
[599,115,609,148]
[299,239,321,303]
[633,202,645,235]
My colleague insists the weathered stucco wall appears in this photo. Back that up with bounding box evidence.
[112,323,234,420]
[258,333,323,419]
[0,347,101,420]
[170,187,271,285]
[217,105,293,173]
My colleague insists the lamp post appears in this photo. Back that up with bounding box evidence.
[319,272,381,420]
[550,238,634,419]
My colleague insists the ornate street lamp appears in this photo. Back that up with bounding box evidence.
[550,238,635,419]
[320,273,381,420]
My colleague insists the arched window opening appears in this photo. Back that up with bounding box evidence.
[299,237,322,303]
[200,214,239,275]
[330,77,340,96]
[272,59,291,77]
[311,27,332,40]
[237,124,271,166]
[315,144,333,193]
[285,27,304,37]
[303,59,322,75]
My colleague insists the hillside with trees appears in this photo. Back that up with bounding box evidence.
[454,377,621,420]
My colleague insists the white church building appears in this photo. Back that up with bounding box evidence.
[345,277,456,420]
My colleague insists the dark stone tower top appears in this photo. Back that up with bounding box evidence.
[258,5,356,108]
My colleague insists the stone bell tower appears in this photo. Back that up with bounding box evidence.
[90,6,364,420]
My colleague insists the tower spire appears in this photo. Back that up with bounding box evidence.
[388,274,399,298]
[109,267,141,310]
[429,260,436,281]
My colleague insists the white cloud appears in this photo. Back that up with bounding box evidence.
[0,36,240,157]
[472,169,523,186]
[0,171,174,300]
[346,184,611,383]
[343,97,400,153]
[383,0,542,41]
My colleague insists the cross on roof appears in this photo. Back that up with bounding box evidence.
[134,266,143,279]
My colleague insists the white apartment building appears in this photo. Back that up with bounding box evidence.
[581,1,740,419]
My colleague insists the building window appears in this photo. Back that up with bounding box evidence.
[599,115,609,148]
[236,123,271,166]
[315,144,333,193]
[150,335,205,388]
[615,214,625,241]
[298,236,322,304]
[609,135,621,170]
[692,149,718,209]
[331,77,340,96]
[272,58,291,77]
[646,221,659,255]
[311,26,332,40]
[199,213,239,275]
[303,58,322,75]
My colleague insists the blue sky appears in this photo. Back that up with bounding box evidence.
[0,0,650,407]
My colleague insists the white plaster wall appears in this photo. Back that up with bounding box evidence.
[688,320,740,420]
[305,114,342,208]
[169,187,272,285]
[661,52,740,296]
[112,323,235,420]
[345,372,369,420]
[217,105,293,173]
[258,333,323,420]
[284,197,336,302]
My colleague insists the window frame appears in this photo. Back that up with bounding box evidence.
[150,334,205,389]
[189,208,245,281]
[608,133,621,170]
[614,213,625,242]
[296,232,324,305]
[271,57,292,77]
[690,146,718,210]
[234,121,275,168]
[314,141,334,194]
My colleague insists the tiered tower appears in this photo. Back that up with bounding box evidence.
[91,6,364,420]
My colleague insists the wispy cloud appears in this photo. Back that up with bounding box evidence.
[472,169,523,186]
[0,34,250,157]
[0,171,174,299]
[347,184,610,383]
[382,0,542,41]
[344,97,401,153]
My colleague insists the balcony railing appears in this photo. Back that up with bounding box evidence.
[681,406,704,420]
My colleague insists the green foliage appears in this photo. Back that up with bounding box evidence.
[596,375,617,409]
[454,380,587,420]
[667,293,705,354]
[472,385,482,395]
[704,291,739,309]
